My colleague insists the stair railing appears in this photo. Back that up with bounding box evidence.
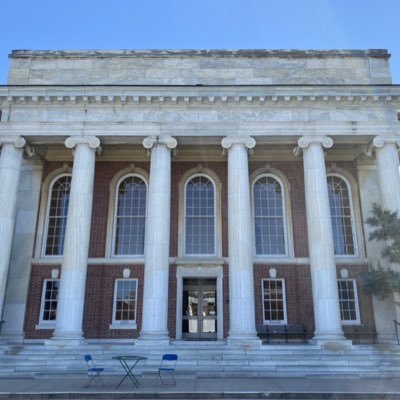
[394,320,400,345]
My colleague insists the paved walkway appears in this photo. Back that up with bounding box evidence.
[0,374,400,399]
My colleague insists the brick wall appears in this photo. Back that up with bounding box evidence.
[25,159,375,339]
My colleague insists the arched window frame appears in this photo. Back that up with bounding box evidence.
[37,171,72,258]
[326,171,361,258]
[250,170,294,259]
[178,169,221,259]
[107,170,149,258]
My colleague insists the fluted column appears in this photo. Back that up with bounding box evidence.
[296,136,345,342]
[138,135,177,342]
[221,136,259,344]
[0,136,26,322]
[52,136,100,342]
[369,137,400,213]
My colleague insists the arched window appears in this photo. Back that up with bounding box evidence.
[253,176,286,255]
[327,175,356,255]
[44,175,71,256]
[185,175,216,256]
[114,175,147,255]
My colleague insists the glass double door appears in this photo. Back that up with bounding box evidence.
[182,278,217,340]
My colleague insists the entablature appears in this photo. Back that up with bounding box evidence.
[1,85,400,106]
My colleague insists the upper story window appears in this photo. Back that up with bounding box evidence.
[327,175,356,256]
[44,175,71,256]
[184,175,216,256]
[113,175,147,256]
[253,175,286,255]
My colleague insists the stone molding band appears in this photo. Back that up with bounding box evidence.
[142,135,178,150]
[221,136,256,150]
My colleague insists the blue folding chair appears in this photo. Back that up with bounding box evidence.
[158,354,178,385]
[84,354,104,386]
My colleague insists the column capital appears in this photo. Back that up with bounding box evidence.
[294,136,333,157]
[142,135,177,150]
[0,136,26,149]
[65,136,101,150]
[221,135,256,150]
[365,136,400,156]
[297,135,333,150]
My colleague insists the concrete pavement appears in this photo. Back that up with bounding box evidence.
[0,374,400,399]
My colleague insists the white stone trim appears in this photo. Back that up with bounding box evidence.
[178,168,222,258]
[175,265,224,340]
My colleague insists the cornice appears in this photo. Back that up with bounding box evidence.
[1,85,400,106]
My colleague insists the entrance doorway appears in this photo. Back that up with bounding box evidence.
[182,278,217,340]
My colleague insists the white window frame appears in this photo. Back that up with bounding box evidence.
[338,278,361,325]
[110,278,138,329]
[37,278,59,329]
[41,173,72,258]
[183,173,218,258]
[251,173,292,258]
[262,278,287,324]
[327,173,359,257]
[111,174,148,257]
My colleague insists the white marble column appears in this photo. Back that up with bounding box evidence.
[366,136,400,329]
[369,137,400,213]
[51,136,100,342]
[138,135,177,343]
[0,136,26,324]
[297,136,345,342]
[221,136,259,344]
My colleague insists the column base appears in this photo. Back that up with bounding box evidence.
[48,329,85,346]
[0,333,25,344]
[136,331,171,347]
[227,331,261,348]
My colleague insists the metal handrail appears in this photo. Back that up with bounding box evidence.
[394,320,400,345]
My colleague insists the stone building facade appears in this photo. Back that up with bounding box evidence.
[0,49,399,346]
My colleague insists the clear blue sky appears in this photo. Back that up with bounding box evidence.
[1,0,399,84]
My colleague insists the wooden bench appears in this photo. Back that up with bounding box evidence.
[342,325,378,344]
[257,324,308,344]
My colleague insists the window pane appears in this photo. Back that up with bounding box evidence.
[254,177,285,255]
[185,176,215,255]
[114,279,137,322]
[115,176,146,255]
[327,176,355,255]
[338,280,359,322]
[41,280,59,321]
[45,176,71,255]
[262,279,285,322]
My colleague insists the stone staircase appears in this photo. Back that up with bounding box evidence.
[0,340,400,379]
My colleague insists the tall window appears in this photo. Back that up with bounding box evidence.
[114,176,146,255]
[39,279,59,324]
[45,175,71,256]
[112,279,138,324]
[185,175,215,255]
[262,279,287,323]
[338,279,360,324]
[253,176,286,255]
[327,175,356,255]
